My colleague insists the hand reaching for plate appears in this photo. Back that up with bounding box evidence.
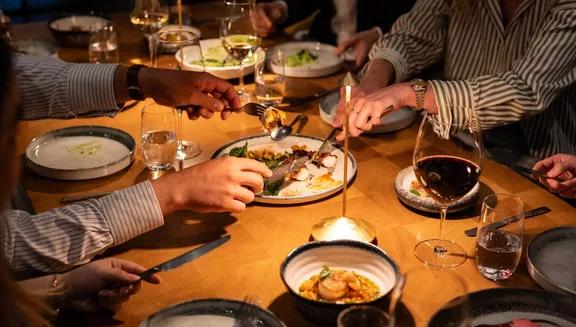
[533,153,576,198]
[335,27,381,68]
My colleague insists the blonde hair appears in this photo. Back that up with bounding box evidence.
[0,39,54,327]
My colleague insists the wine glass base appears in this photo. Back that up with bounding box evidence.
[414,239,467,269]
[176,141,201,160]
[310,216,376,243]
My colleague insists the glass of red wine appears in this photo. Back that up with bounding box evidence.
[413,112,483,268]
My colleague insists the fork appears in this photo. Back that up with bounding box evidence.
[234,296,260,327]
[176,102,268,117]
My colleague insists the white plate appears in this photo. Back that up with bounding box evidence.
[49,15,110,32]
[272,42,344,78]
[176,38,264,80]
[394,166,479,213]
[212,135,356,204]
[319,91,417,133]
[26,126,135,180]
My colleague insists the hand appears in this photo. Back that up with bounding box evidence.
[139,68,241,120]
[152,156,273,214]
[252,2,287,37]
[335,27,381,67]
[334,83,410,140]
[59,258,160,313]
[533,153,576,198]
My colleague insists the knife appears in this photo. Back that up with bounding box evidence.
[464,207,550,237]
[311,128,338,162]
[512,164,561,181]
[139,235,231,281]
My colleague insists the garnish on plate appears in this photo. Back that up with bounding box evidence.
[285,49,318,67]
[66,140,102,156]
[410,179,429,197]
[299,265,379,303]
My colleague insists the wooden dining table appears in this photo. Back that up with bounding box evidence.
[11,3,576,327]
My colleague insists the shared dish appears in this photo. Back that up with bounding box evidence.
[285,49,318,67]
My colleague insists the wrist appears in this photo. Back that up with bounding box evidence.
[150,176,184,216]
[363,59,394,90]
[139,67,156,100]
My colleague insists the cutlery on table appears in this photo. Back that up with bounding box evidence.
[177,102,268,118]
[270,114,308,141]
[311,128,338,162]
[465,207,551,237]
[512,164,561,181]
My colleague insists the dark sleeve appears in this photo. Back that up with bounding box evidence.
[278,0,332,28]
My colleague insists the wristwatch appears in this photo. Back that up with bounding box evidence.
[409,78,427,111]
[127,64,147,100]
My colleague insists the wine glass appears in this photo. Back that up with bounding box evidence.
[151,28,203,160]
[413,111,484,268]
[130,0,169,36]
[220,0,261,98]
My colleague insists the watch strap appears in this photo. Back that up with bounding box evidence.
[410,79,427,111]
[127,64,147,100]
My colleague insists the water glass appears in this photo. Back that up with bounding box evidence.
[88,22,119,63]
[255,48,286,106]
[338,306,392,327]
[141,104,177,171]
[475,193,524,281]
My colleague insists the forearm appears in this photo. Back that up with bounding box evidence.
[360,59,396,92]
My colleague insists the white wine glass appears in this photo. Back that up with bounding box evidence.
[413,110,484,268]
[151,28,203,160]
[220,0,261,98]
[130,0,169,36]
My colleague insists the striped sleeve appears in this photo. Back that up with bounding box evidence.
[0,181,163,275]
[368,0,448,83]
[431,2,576,130]
[13,54,121,119]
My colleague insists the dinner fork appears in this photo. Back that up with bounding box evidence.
[234,296,260,327]
[176,102,268,118]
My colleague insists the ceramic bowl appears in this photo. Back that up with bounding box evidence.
[280,240,400,326]
[48,14,111,47]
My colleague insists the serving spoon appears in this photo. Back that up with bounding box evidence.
[270,114,308,141]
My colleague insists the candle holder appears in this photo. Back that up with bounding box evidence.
[310,72,376,243]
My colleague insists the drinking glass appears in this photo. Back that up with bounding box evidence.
[88,22,119,63]
[255,48,286,106]
[402,267,471,327]
[141,104,177,171]
[338,306,392,327]
[220,0,261,98]
[130,0,169,36]
[475,193,524,281]
[151,28,203,160]
[413,111,484,268]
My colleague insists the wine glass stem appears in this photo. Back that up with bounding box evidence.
[238,58,245,94]
[177,109,184,152]
[435,206,449,256]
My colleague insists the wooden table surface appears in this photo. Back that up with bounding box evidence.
[12,4,576,327]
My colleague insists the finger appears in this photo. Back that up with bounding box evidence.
[185,107,201,120]
[533,157,555,172]
[547,162,568,179]
[371,105,392,125]
[238,172,265,193]
[335,38,355,55]
[221,110,232,120]
[224,199,246,213]
[233,186,256,203]
[200,108,215,119]
[237,158,273,178]
[194,75,240,109]
[112,259,148,275]
[99,267,140,285]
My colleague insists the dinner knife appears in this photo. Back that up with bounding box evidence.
[512,164,561,181]
[139,235,231,281]
[464,207,550,237]
[311,128,338,162]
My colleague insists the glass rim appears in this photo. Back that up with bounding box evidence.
[153,28,199,44]
[422,112,474,128]
[141,104,175,114]
[337,305,390,325]
[482,193,523,210]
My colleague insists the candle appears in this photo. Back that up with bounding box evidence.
[177,0,183,29]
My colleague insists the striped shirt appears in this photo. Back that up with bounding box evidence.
[3,55,164,276]
[370,0,576,159]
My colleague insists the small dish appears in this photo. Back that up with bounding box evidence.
[271,42,344,78]
[148,24,203,53]
[280,240,400,325]
[139,298,286,327]
[26,126,135,180]
[429,288,576,327]
[394,166,479,213]
[13,40,58,57]
[527,226,576,296]
[48,14,111,47]
[176,38,265,80]
[319,91,417,134]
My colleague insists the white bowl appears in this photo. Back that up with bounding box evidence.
[175,38,264,79]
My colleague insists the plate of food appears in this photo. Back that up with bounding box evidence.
[212,134,356,204]
[139,298,285,327]
[176,38,264,79]
[271,42,344,78]
[48,14,111,47]
[527,226,576,296]
[394,166,479,213]
[429,288,576,327]
[26,126,135,180]
[319,91,417,133]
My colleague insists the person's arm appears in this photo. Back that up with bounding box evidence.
[1,182,163,276]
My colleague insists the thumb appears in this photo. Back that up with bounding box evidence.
[185,91,225,112]
[547,162,567,179]
[100,267,141,286]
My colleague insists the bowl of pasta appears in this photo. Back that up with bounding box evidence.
[280,240,400,325]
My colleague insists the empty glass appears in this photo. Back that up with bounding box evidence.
[475,193,524,281]
[255,48,286,106]
[141,104,177,171]
[88,22,119,63]
[338,306,392,327]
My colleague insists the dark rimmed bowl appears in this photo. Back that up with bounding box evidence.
[280,240,401,326]
[48,14,111,47]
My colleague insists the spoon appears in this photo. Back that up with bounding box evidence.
[270,114,308,141]
[387,273,406,326]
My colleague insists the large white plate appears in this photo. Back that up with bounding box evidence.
[272,42,344,78]
[394,166,479,213]
[319,91,417,133]
[176,38,264,80]
[212,135,356,204]
[26,126,135,180]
